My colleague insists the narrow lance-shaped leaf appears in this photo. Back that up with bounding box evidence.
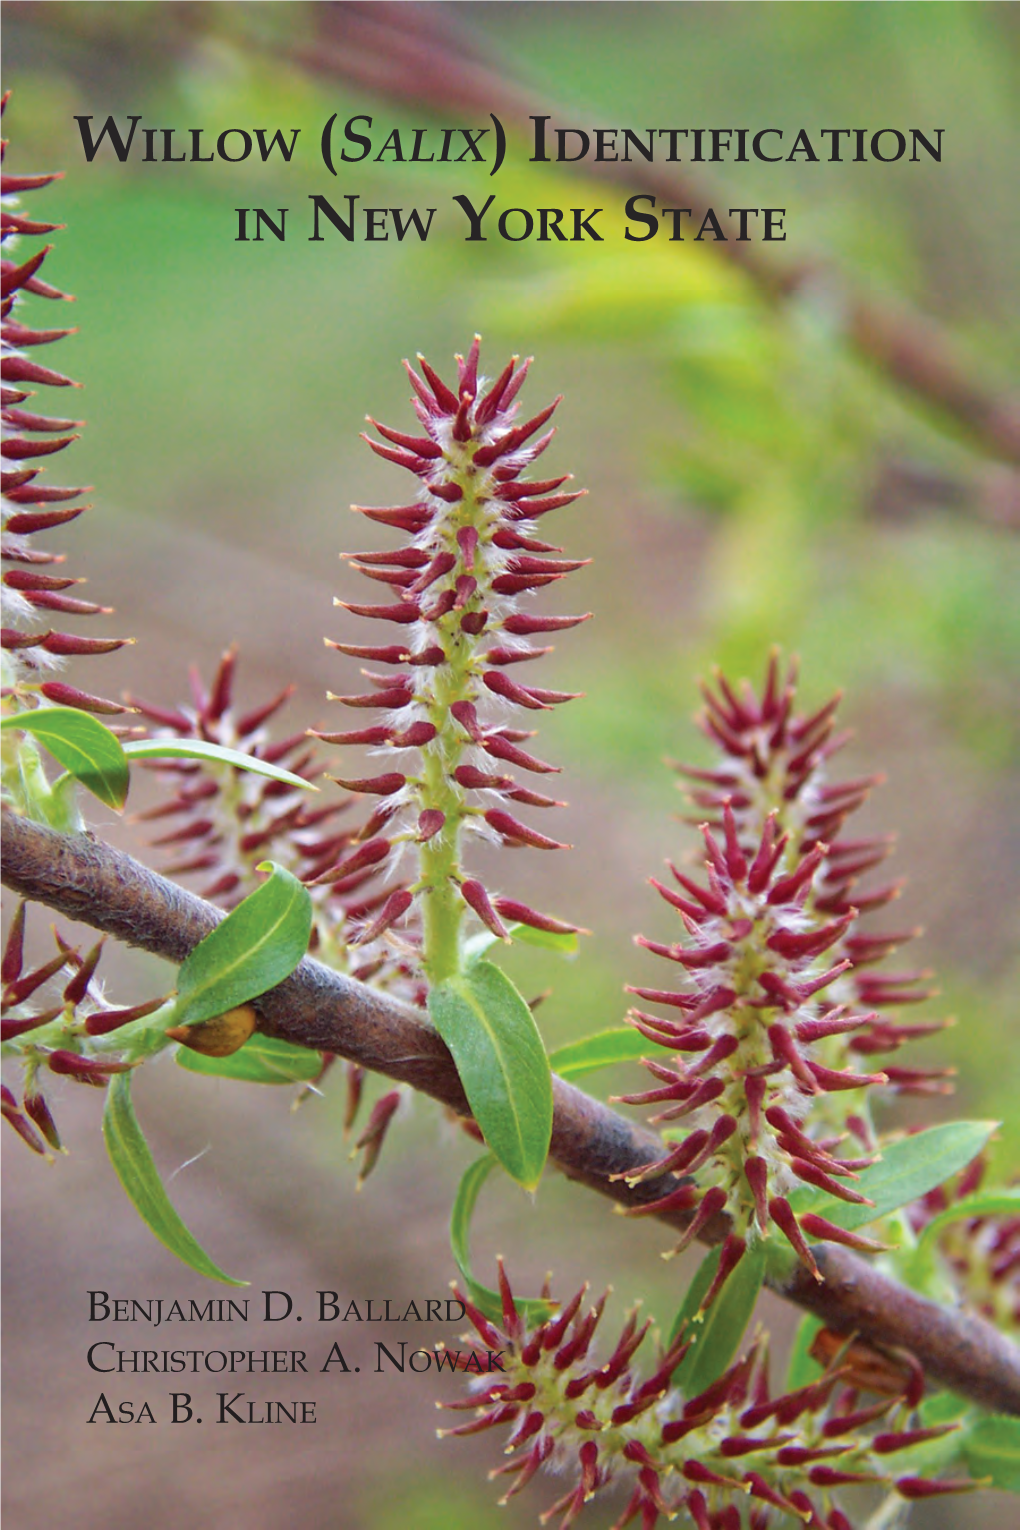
[506,922,580,956]
[176,1034,322,1085]
[123,737,318,792]
[450,1153,554,1326]
[669,1240,767,1396]
[786,1120,1000,1233]
[102,1073,246,1285]
[463,921,579,963]
[963,1415,1020,1494]
[549,1027,650,1080]
[785,1313,825,1391]
[915,1188,1020,1254]
[1,706,129,809]
[877,1426,970,1483]
[876,1394,973,1481]
[875,1391,977,1489]
[171,862,313,1029]
[428,960,552,1191]
[921,1392,974,1427]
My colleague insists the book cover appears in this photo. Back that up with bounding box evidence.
[3,6,1018,1528]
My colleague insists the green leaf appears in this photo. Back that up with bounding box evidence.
[449,1154,553,1326]
[463,921,578,963]
[921,1391,973,1427]
[172,862,312,1028]
[122,738,317,792]
[549,1027,650,1080]
[786,1121,999,1233]
[785,1314,824,1391]
[2,706,129,809]
[878,1423,969,1481]
[428,961,552,1191]
[963,1415,1020,1492]
[899,1181,1020,1291]
[102,1072,245,1285]
[462,931,498,962]
[884,1391,972,1480]
[916,1188,1020,1254]
[668,1247,722,1344]
[508,922,579,956]
[669,1240,766,1395]
[176,1033,322,1085]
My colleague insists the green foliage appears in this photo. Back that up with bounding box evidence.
[428,961,552,1191]
[785,1314,825,1391]
[904,1187,1020,1288]
[102,1072,245,1285]
[491,180,1020,769]
[785,1120,1000,1234]
[2,706,130,811]
[509,922,580,956]
[92,868,317,1273]
[175,1033,322,1085]
[464,921,579,962]
[0,712,316,821]
[170,862,312,1029]
[121,736,318,790]
[963,1414,1020,1493]
[548,1027,651,1080]
[449,1153,554,1326]
[904,1397,1020,1494]
[669,1240,767,1394]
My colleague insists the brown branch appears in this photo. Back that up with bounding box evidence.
[4,809,1020,1414]
[288,1,1020,469]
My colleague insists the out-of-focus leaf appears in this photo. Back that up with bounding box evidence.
[785,1314,824,1391]
[962,1415,1020,1493]
[904,1187,1020,1286]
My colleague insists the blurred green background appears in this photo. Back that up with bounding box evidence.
[3,4,1019,1527]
